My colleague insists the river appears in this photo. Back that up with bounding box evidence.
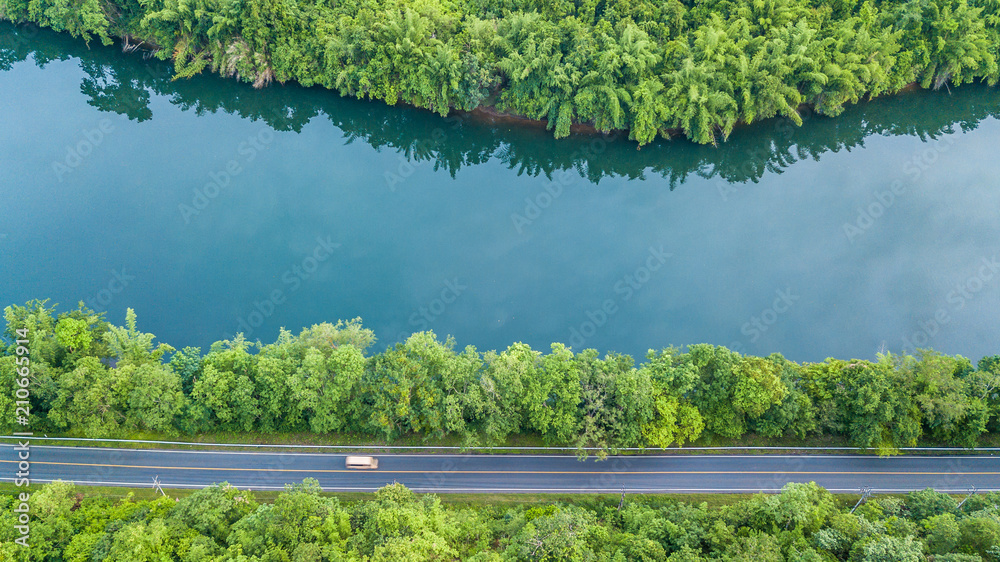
[1,22,998,363]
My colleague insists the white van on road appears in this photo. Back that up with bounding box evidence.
[345,456,379,469]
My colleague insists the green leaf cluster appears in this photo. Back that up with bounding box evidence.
[6,480,1000,559]
[5,301,1000,456]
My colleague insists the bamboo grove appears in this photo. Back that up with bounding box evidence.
[3,300,1000,455]
[6,480,1000,560]
[1,0,999,144]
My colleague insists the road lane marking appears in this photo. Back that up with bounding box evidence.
[2,460,999,476]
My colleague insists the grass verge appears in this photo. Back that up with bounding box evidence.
[0,482,901,509]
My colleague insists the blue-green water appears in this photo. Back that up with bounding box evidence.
[2,23,999,362]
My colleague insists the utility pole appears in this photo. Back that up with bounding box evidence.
[152,475,167,497]
[618,485,626,511]
[850,487,873,513]
[958,486,978,510]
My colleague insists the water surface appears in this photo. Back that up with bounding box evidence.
[2,23,998,362]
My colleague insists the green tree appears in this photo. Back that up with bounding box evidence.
[572,349,654,456]
[361,331,480,440]
[103,518,180,561]
[48,356,129,436]
[191,336,260,431]
[721,530,783,562]
[168,482,259,544]
[900,350,984,446]
[923,513,961,554]
[850,535,923,561]
[3,299,60,365]
[840,357,921,453]
[958,515,1000,557]
[904,488,958,522]
[120,362,187,433]
[348,482,459,560]
[504,505,599,561]
[228,479,348,557]
[105,308,174,366]
[525,343,583,446]
[640,348,704,448]
[732,482,837,535]
[168,346,202,395]
[894,0,999,89]
[16,0,112,44]
[287,338,366,433]
[751,355,816,439]
[479,343,539,444]
[54,317,92,353]
[687,346,787,439]
[17,480,78,560]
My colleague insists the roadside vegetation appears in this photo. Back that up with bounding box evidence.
[1,0,998,144]
[3,300,1000,456]
[0,482,766,508]
[4,479,1000,560]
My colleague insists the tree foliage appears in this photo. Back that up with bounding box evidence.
[4,301,1000,455]
[6,480,1000,559]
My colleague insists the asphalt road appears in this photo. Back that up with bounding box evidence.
[3,445,999,493]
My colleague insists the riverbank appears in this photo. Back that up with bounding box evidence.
[5,301,1000,458]
[2,0,996,145]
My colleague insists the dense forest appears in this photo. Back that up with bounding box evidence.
[5,480,1000,560]
[3,300,1000,455]
[1,0,998,144]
